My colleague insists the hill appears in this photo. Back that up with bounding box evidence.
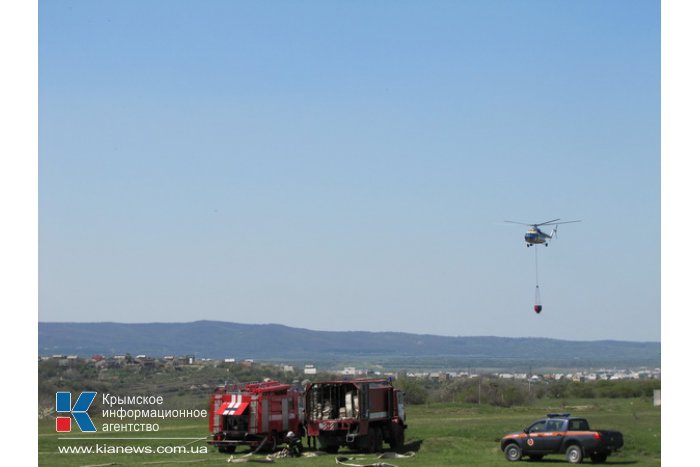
[38,320,660,369]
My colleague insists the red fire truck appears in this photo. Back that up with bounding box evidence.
[208,380,305,453]
[305,378,406,453]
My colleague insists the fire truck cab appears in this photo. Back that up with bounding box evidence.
[209,380,305,453]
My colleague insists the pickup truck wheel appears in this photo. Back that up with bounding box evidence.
[504,443,522,461]
[566,444,583,464]
[590,453,608,463]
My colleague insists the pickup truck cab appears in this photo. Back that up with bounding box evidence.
[500,413,623,464]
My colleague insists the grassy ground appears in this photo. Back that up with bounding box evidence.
[39,398,660,466]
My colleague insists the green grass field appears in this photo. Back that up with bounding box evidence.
[39,398,660,466]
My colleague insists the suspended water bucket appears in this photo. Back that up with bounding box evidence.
[534,285,542,313]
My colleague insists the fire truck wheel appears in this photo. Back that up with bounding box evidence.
[371,427,383,452]
[266,433,277,452]
[355,435,371,453]
[366,428,378,452]
[389,425,404,450]
[321,445,339,454]
[318,435,339,453]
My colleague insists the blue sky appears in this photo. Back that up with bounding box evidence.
[39,0,660,341]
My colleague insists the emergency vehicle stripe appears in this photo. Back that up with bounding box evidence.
[504,431,601,439]
[222,394,239,415]
[217,394,252,416]
[368,411,388,420]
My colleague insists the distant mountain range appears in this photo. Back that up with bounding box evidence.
[38,321,660,370]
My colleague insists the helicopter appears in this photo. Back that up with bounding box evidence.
[505,218,581,247]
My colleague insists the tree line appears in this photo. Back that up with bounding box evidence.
[38,359,660,412]
[394,376,661,407]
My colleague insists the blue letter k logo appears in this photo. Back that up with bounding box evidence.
[56,392,97,432]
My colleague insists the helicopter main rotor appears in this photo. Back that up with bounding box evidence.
[504,218,581,228]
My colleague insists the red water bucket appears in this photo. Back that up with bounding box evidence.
[534,304,542,314]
